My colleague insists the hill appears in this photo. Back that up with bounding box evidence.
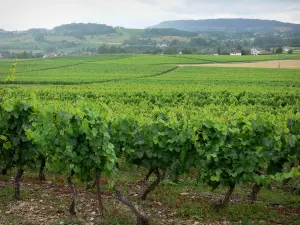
[53,23,118,37]
[141,28,198,38]
[150,18,300,32]
[51,24,197,38]
[0,21,299,57]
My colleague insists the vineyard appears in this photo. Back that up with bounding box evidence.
[1,54,300,225]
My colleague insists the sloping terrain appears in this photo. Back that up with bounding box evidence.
[151,18,300,32]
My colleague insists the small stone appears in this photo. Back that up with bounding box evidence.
[193,222,200,225]
[91,211,96,215]
[180,192,189,196]
[152,201,162,207]
[19,202,26,207]
[59,222,64,225]
[90,217,94,221]
[5,211,11,214]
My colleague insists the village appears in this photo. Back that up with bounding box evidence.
[41,45,295,59]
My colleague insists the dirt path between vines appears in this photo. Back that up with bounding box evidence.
[178,60,300,69]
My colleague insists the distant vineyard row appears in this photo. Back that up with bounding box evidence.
[1,54,300,84]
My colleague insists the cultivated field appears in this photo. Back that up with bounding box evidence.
[179,60,300,69]
[1,54,300,225]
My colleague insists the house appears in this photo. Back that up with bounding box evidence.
[81,52,92,56]
[230,50,242,56]
[0,53,3,59]
[157,43,168,48]
[208,50,218,56]
[250,48,261,55]
[43,53,57,58]
[283,46,291,52]
[260,50,272,55]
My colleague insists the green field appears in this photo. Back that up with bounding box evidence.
[1,53,300,84]
[1,53,300,133]
[1,54,300,225]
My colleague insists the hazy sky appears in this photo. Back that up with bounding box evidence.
[1,0,300,30]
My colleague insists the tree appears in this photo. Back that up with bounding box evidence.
[181,48,192,54]
[53,23,117,36]
[288,49,294,54]
[164,47,177,55]
[275,47,283,54]
[35,34,45,43]
[152,48,162,54]
[190,37,207,46]
[241,48,250,55]
[45,46,57,53]
[75,35,86,41]
[170,39,180,47]
[35,53,44,58]
[236,44,243,51]
[221,50,230,55]
[109,46,118,54]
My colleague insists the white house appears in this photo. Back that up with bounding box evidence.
[230,50,242,56]
[283,46,291,52]
[250,48,261,55]
[157,43,168,48]
[0,53,3,59]
[43,53,57,58]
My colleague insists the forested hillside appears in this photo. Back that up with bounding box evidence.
[53,23,118,36]
[151,19,300,32]
[0,20,300,57]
